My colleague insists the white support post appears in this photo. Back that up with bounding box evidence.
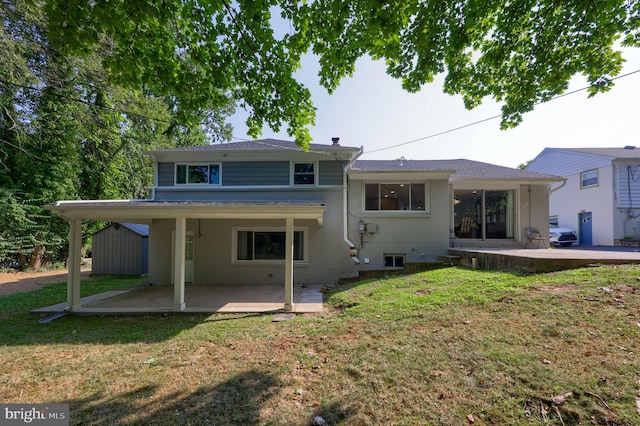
[174,217,186,311]
[67,219,82,311]
[284,217,294,311]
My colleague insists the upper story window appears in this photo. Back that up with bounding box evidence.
[176,163,221,185]
[581,169,598,188]
[293,162,315,185]
[365,183,427,211]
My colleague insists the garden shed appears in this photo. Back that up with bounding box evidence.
[91,223,149,276]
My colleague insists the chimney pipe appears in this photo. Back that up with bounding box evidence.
[331,137,340,146]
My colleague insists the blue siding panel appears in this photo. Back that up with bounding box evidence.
[158,163,174,186]
[319,161,344,185]
[222,161,289,186]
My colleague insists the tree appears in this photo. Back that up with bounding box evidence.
[42,0,640,147]
[0,0,228,268]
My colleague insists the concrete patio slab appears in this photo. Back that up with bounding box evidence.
[450,247,640,272]
[32,283,324,315]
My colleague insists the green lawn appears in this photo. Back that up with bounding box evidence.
[1,266,639,425]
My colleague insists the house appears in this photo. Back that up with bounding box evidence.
[91,223,149,276]
[526,147,640,246]
[45,139,560,312]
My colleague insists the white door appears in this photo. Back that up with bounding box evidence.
[172,231,195,284]
[185,232,194,283]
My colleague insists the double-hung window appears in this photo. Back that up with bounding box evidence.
[176,163,221,185]
[365,183,427,211]
[581,169,598,188]
[293,162,316,185]
[235,228,306,262]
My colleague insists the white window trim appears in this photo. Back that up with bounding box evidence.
[175,162,222,186]
[291,161,318,187]
[363,181,431,214]
[384,253,405,269]
[231,226,309,264]
[580,169,599,189]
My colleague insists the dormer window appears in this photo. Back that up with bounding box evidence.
[293,162,316,185]
[176,163,221,185]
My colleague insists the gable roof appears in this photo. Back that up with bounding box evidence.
[353,159,560,181]
[92,223,149,237]
[147,138,359,153]
[119,223,149,236]
[547,147,640,159]
[526,147,640,176]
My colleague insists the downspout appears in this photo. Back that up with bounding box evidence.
[343,147,364,249]
[549,178,567,194]
[149,153,158,200]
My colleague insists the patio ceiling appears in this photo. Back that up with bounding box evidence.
[45,200,327,224]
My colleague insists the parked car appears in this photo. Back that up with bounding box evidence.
[549,225,578,247]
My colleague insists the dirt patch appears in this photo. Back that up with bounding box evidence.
[535,283,579,293]
[0,268,92,296]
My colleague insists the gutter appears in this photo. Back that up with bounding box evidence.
[549,178,568,194]
[343,147,364,249]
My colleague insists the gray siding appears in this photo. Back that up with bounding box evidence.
[319,161,344,185]
[92,225,148,276]
[347,178,451,267]
[148,189,353,285]
[222,162,289,186]
[158,163,174,186]
[156,161,343,189]
[616,164,640,208]
[153,188,335,202]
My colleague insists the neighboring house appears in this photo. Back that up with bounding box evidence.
[526,147,640,246]
[91,223,149,276]
[46,139,560,312]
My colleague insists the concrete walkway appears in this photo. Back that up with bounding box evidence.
[33,283,325,315]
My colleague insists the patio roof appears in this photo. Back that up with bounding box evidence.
[44,200,327,224]
[45,201,323,314]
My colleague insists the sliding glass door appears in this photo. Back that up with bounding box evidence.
[454,190,514,240]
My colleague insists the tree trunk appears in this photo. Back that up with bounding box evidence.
[27,235,44,270]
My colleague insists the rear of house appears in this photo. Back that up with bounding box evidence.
[348,159,557,274]
[46,139,560,313]
[146,139,361,286]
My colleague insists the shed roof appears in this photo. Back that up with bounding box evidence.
[119,223,149,236]
[92,223,148,237]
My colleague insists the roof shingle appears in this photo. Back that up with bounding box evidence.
[353,159,559,180]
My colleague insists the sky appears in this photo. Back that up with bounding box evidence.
[227,47,640,169]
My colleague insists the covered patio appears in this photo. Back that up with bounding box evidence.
[44,200,327,314]
[32,283,324,314]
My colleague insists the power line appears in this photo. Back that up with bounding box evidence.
[365,69,640,155]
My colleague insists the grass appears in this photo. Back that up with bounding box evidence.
[1,266,639,425]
